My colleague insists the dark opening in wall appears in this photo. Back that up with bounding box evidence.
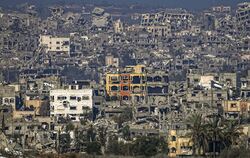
[132,76,141,84]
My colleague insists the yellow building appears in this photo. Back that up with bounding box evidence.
[223,100,250,113]
[168,130,193,157]
[106,65,147,102]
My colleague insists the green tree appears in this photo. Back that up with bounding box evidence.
[106,135,121,155]
[97,126,108,146]
[74,128,88,152]
[219,147,250,158]
[206,114,224,157]
[66,122,75,132]
[59,133,71,153]
[85,141,102,155]
[87,125,96,142]
[186,113,243,157]
[132,136,167,157]
[186,113,208,156]
[221,120,242,148]
[121,125,130,140]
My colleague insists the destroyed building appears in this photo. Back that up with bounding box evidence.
[91,7,112,31]
[0,1,250,157]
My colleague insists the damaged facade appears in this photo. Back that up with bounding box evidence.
[0,1,250,157]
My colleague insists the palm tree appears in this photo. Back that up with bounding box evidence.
[206,114,224,158]
[186,113,243,157]
[87,125,96,142]
[221,120,242,149]
[206,115,243,157]
[186,113,208,156]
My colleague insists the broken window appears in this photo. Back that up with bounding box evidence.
[50,96,54,102]
[148,86,167,94]
[70,106,77,110]
[4,98,9,103]
[111,76,118,81]
[247,92,250,97]
[163,76,169,82]
[62,41,69,45]
[82,96,90,100]
[10,98,15,103]
[171,136,176,141]
[217,93,222,97]
[77,97,81,102]
[15,126,21,130]
[230,103,237,108]
[122,75,129,80]
[122,96,129,100]
[147,76,153,82]
[132,76,141,84]
[57,96,67,100]
[111,86,118,91]
[133,86,140,93]
[194,78,199,82]
[171,147,176,153]
[70,96,77,100]
[122,86,129,91]
[153,76,162,82]
[110,96,118,101]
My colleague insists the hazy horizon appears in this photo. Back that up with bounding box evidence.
[0,0,248,10]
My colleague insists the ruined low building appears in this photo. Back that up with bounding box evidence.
[91,7,112,30]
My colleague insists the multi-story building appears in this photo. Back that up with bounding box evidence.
[168,129,193,157]
[106,65,147,103]
[105,65,168,103]
[236,2,250,31]
[186,71,237,110]
[141,10,193,31]
[223,100,250,119]
[39,35,70,54]
[50,88,93,121]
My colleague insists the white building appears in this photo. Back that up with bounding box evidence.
[50,88,93,121]
[39,35,70,54]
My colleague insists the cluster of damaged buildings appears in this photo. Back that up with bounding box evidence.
[0,1,250,157]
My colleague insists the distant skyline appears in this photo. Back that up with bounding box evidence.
[0,0,248,10]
